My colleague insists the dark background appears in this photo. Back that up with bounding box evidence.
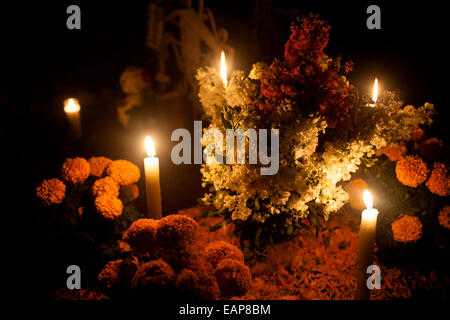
[1,0,448,299]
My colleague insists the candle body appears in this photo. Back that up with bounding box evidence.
[65,111,82,139]
[144,157,162,219]
[355,208,379,300]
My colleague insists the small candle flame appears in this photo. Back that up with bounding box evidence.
[145,136,156,157]
[363,190,373,210]
[220,50,227,87]
[372,78,378,105]
[64,98,80,113]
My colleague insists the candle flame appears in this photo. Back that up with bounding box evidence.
[145,136,156,157]
[363,190,373,210]
[372,78,378,105]
[220,50,227,87]
[64,98,80,113]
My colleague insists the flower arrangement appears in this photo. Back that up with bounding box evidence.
[196,14,437,256]
[36,156,144,271]
[97,214,251,300]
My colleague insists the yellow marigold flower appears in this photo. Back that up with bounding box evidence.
[381,143,407,162]
[204,241,244,268]
[60,157,90,184]
[345,178,368,210]
[92,176,120,197]
[122,219,160,254]
[36,178,66,205]
[426,162,449,196]
[391,215,423,243]
[95,194,123,219]
[88,156,112,177]
[395,155,429,187]
[106,160,140,185]
[120,184,140,203]
[438,206,450,229]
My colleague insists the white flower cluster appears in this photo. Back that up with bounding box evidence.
[198,66,435,226]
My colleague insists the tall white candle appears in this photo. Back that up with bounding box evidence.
[355,190,379,300]
[144,136,162,219]
[64,98,82,138]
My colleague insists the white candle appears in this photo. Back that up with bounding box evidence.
[144,136,162,219]
[355,190,379,300]
[220,50,228,87]
[64,98,82,138]
[369,78,378,107]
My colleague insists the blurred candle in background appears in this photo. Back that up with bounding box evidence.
[144,136,162,219]
[220,50,228,87]
[355,190,379,300]
[64,98,82,138]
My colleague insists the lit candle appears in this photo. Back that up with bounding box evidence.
[369,78,378,107]
[220,50,228,87]
[144,136,162,219]
[63,98,82,138]
[355,190,379,300]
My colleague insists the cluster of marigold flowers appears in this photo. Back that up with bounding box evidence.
[97,214,251,299]
[380,127,449,237]
[36,156,140,220]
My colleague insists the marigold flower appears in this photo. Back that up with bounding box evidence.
[438,206,450,229]
[391,215,423,243]
[60,157,90,184]
[419,138,445,162]
[156,214,199,249]
[382,143,407,162]
[122,218,160,254]
[131,259,175,293]
[395,155,429,187]
[95,194,123,219]
[204,241,245,268]
[176,264,220,300]
[36,178,66,205]
[88,156,112,177]
[91,176,120,197]
[410,127,426,142]
[120,184,139,203]
[426,162,449,196]
[345,178,368,210]
[98,258,139,291]
[106,160,140,185]
[215,258,251,297]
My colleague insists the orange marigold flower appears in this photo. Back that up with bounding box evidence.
[95,194,123,219]
[215,258,251,297]
[176,263,220,300]
[438,206,450,229]
[92,176,120,197]
[395,155,429,187]
[345,178,368,210]
[426,162,449,196]
[122,218,160,254]
[410,127,426,142]
[88,156,112,177]
[381,143,407,162]
[391,215,423,243]
[156,214,199,249]
[120,184,139,203]
[131,259,175,293]
[98,258,139,291]
[60,157,90,184]
[419,138,445,162]
[106,160,140,185]
[204,241,245,268]
[36,178,66,205]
